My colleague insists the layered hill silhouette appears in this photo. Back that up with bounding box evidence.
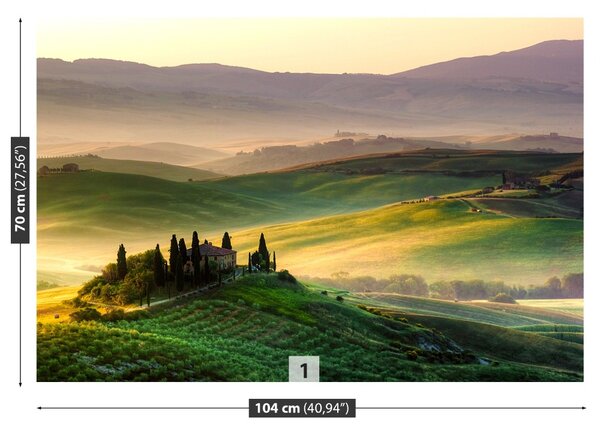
[396,40,583,83]
[38,39,583,152]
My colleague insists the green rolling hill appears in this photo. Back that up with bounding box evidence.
[294,149,582,173]
[468,194,583,219]
[35,168,495,284]
[37,274,582,382]
[37,155,221,182]
[37,149,583,285]
[38,169,501,237]
[36,149,584,382]
[231,199,582,284]
[347,292,583,372]
[349,293,583,328]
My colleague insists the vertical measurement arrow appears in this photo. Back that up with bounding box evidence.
[19,18,22,136]
[18,17,22,388]
[19,242,22,387]
[19,17,22,388]
[11,17,28,388]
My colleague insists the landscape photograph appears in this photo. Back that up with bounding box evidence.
[36,18,583,382]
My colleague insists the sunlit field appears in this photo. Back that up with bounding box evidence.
[516,298,583,317]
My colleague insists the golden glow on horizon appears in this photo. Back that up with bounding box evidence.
[37,18,582,74]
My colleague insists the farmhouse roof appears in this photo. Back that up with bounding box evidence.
[186,243,236,257]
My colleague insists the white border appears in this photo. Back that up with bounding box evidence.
[0,1,597,432]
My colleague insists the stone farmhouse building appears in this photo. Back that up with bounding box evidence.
[185,242,237,272]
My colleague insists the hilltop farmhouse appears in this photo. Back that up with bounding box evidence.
[185,242,237,272]
[502,170,540,190]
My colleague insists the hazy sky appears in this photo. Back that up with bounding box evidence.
[37,18,582,74]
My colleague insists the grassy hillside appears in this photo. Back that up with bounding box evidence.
[38,169,501,283]
[206,169,500,209]
[37,274,581,381]
[37,156,221,182]
[346,292,582,372]
[37,150,582,285]
[303,150,582,175]
[516,299,583,317]
[469,195,583,219]
[513,322,583,345]
[37,286,83,324]
[420,134,583,153]
[477,135,583,153]
[39,170,500,234]
[231,199,582,284]
[38,172,582,286]
[350,293,583,327]
[380,311,582,373]
[93,142,228,166]
[196,138,488,175]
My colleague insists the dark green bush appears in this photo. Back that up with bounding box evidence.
[70,307,101,322]
[489,293,517,304]
[64,297,90,308]
[277,269,297,284]
[101,309,127,322]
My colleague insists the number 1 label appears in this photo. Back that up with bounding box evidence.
[289,356,319,382]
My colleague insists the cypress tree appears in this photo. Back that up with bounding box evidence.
[221,232,232,250]
[273,251,277,272]
[178,238,187,269]
[175,254,184,292]
[191,231,201,287]
[117,244,127,280]
[192,231,200,257]
[153,244,166,288]
[258,233,270,271]
[169,234,178,280]
[248,252,252,273]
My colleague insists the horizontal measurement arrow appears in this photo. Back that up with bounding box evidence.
[38,407,249,410]
[38,406,585,410]
[357,406,585,410]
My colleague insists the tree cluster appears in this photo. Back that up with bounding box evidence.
[79,229,237,306]
[249,233,275,273]
[303,272,584,300]
[79,248,156,306]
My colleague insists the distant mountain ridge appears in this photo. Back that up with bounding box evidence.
[195,134,582,175]
[38,40,584,148]
[395,40,583,83]
[38,40,583,92]
[38,141,228,166]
